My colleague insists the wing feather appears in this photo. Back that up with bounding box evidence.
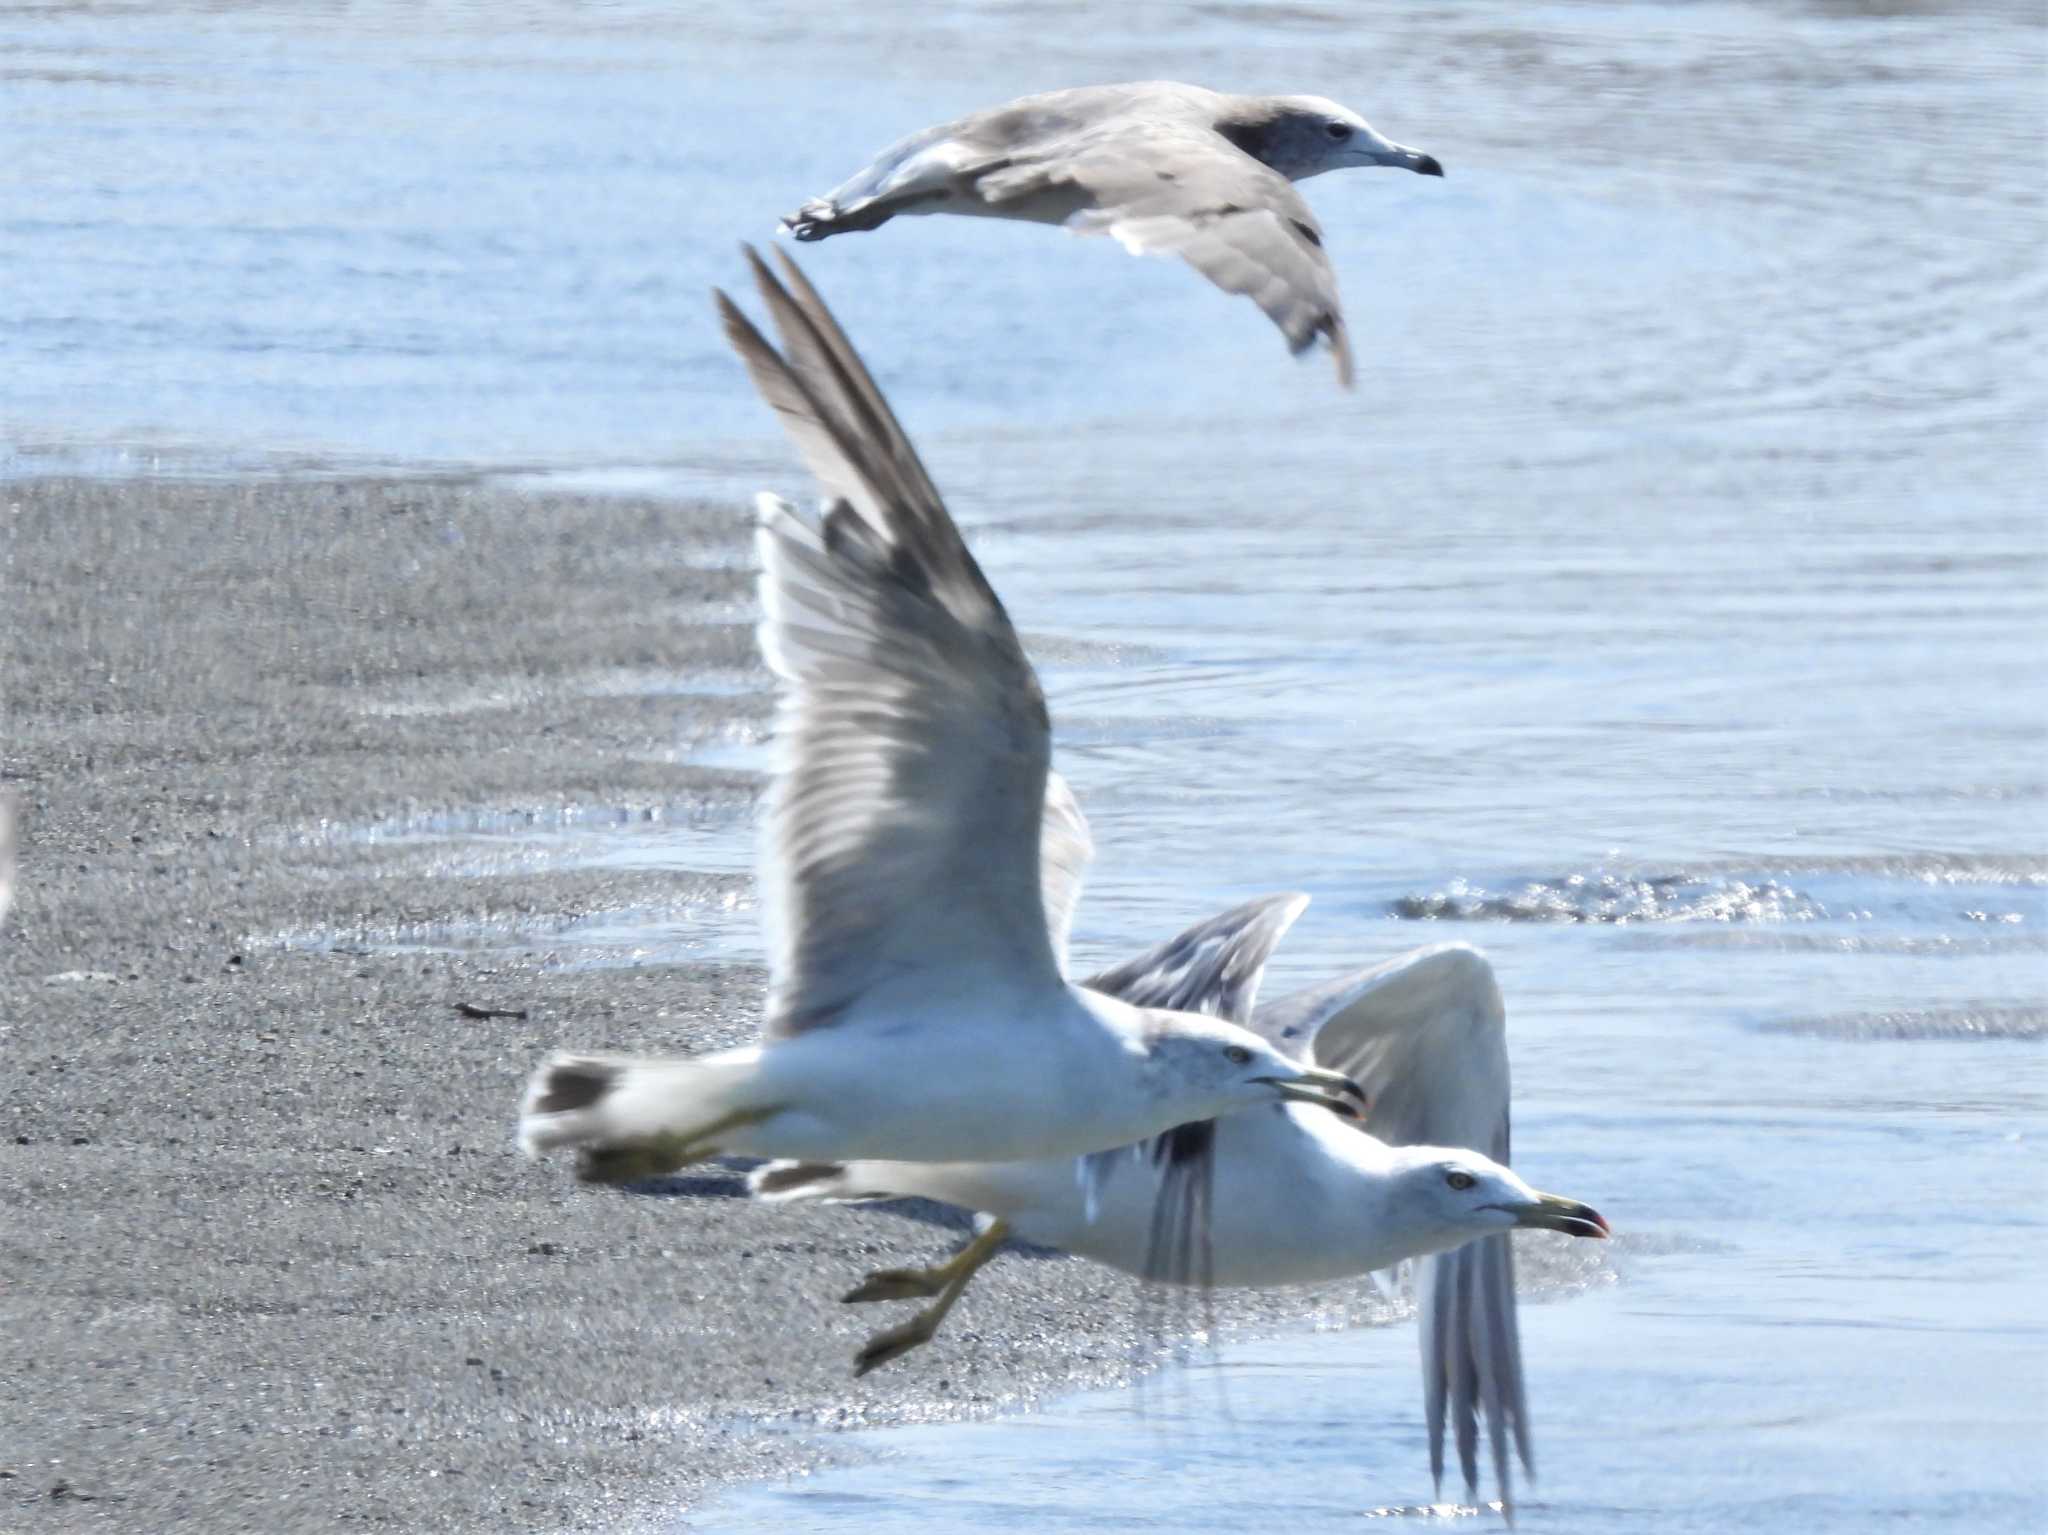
[1038,771,1095,972]
[1254,942,1526,1504]
[718,251,1059,1036]
[982,120,1352,385]
[1080,892,1308,1022]
[1076,892,1308,1268]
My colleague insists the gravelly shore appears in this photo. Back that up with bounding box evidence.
[0,477,1601,1533]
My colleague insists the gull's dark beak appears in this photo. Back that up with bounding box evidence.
[1364,142,1444,178]
[1509,1191,1610,1239]
[1258,1066,1368,1121]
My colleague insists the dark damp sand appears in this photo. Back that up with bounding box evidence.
[0,477,1600,1532]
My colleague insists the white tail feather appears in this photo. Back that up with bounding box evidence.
[517,1047,764,1158]
[746,1159,859,1203]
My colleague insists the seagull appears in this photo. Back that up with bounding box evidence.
[782,82,1444,387]
[515,249,1362,1182]
[750,787,1608,1513]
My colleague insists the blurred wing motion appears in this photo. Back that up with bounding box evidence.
[1255,944,1526,1505]
[716,247,1063,1037]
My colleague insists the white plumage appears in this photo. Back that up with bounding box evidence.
[754,829,1607,1511]
[515,249,1360,1182]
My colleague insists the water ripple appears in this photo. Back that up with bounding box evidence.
[1391,870,1827,925]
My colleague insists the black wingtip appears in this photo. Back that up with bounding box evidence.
[531,1058,620,1116]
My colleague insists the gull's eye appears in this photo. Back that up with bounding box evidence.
[1224,1044,1252,1066]
[1325,122,1352,141]
[1446,1170,1476,1190]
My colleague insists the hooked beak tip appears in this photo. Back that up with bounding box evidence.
[1555,1199,1610,1239]
[1260,1070,1370,1121]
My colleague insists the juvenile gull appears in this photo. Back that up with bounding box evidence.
[783,82,1444,387]
[515,249,1361,1180]
[753,789,1606,1512]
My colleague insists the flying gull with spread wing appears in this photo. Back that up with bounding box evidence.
[515,249,1362,1183]
[752,790,1608,1515]
[783,82,1443,387]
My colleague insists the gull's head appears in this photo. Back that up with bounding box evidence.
[1239,95,1444,182]
[1145,1015,1367,1120]
[1391,1146,1610,1250]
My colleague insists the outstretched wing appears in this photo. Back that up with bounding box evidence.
[1254,943,1526,1506]
[1038,771,1094,973]
[1080,892,1308,1023]
[718,247,1060,1037]
[981,119,1352,386]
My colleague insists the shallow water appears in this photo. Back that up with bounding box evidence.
[6,0,2045,1530]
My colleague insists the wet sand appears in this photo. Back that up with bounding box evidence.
[0,478,1602,1533]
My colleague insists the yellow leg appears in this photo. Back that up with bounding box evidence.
[849,1219,1011,1377]
[841,1254,954,1304]
[574,1106,776,1185]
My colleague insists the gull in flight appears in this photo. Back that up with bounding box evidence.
[516,249,1362,1181]
[783,82,1444,387]
[752,791,1607,1513]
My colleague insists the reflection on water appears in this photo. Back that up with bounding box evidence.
[4,1,2044,1532]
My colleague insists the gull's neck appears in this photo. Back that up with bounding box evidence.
[1289,1112,1471,1272]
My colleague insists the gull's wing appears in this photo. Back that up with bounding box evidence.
[1254,943,1526,1506]
[1253,944,1510,1151]
[0,793,16,930]
[981,120,1353,386]
[1074,892,1309,1239]
[1080,892,1308,1023]
[718,247,1060,1036]
[1039,771,1094,974]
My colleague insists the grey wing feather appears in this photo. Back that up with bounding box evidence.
[1419,1224,1527,1508]
[1080,892,1308,1024]
[984,121,1352,385]
[1039,770,1094,973]
[1073,892,1309,1238]
[1253,942,1527,1505]
[718,248,1059,1036]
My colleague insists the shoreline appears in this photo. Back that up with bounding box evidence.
[0,476,1599,1532]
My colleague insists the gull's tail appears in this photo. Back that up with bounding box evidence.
[518,1048,771,1183]
[746,1159,860,1202]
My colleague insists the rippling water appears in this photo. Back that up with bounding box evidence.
[6,1,2044,1530]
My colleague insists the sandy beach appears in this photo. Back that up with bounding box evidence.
[2,476,1572,1533]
